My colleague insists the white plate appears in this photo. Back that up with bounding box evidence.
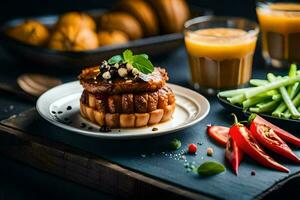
[36,81,210,139]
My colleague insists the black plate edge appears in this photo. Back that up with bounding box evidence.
[217,94,300,129]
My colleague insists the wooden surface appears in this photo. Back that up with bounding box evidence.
[0,47,300,199]
[1,102,300,200]
[0,114,210,200]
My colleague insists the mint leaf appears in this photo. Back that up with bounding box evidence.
[123,49,133,63]
[132,55,154,74]
[197,161,225,176]
[108,55,123,64]
[138,54,149,59]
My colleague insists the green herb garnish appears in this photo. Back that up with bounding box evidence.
[170,138,181,150]
[107,49,154,74]
[108,55,123,64]
[197,161,225,176]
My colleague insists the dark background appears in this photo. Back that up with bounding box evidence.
[0,0,297,200]
[0,0,256,23]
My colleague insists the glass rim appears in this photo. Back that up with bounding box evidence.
[184,16,259,39]
[257,1,300,14]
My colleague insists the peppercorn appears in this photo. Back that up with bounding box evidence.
[207,147,214,156]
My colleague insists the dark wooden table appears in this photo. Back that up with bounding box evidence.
[0,45,300,200]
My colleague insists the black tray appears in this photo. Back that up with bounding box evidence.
[217,94,300,131]
[0,11,185,70]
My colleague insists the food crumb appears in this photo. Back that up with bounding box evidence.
[251,170,256,176]
[152,127,158,131]
[99,126,111,132]
[80,123,86,128]
[207,147,214,156]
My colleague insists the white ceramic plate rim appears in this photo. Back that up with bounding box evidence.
[36,81,210,139]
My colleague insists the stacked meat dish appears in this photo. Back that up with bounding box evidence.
[79,61,175,128]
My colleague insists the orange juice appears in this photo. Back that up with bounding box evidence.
[257,3,300,67]
[185,28,257,90]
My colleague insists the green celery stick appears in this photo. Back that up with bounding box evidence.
[268,73,300,119]
[272,83,299,118]
[227,94,246,104]
[249,79,269,86]
[249,100,279,113]
[242,95,270,109]
[245,75,300,98]
[219,88,251,98]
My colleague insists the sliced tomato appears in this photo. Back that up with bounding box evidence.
[207,125,229,147]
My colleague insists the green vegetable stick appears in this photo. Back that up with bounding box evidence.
[283,92,300,119]
[268,73,300,119]
[272,94,282,101]
[242,95,270,109]
[227,94,246,104]
[244,75,300,98]
[249,100,279,113]
[249,79,269,86]
[272,79,300,117]
[219,88,251,98]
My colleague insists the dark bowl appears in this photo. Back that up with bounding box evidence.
[217,94,300,132]
[0,14,185,71]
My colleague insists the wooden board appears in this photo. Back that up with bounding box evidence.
[0,109,210,200]
[1,104,300,200]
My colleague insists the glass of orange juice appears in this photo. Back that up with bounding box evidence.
[184,16,259,95]
[257,1,300,68]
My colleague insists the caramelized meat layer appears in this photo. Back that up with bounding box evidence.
[79,66,169,94]
[80,86,175,114]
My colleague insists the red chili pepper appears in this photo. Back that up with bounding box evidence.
[250,122,300,163]
[249,114,300,147]
[225,136,244,175]
[230,114,289,173]
[207,125,229,146]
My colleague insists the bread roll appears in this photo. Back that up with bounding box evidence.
[56,12,96,31]
[146,0,190,33]
[116,0,159,36]
[98,30,129,46]
[98,12,143,40]
[7,20,49,46]
[48,26,98,51]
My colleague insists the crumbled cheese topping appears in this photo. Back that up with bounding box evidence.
[102,71,111,79]
[126,63,133,71]
[132,68,140,76]
[118,68,128,77]
[113,63,119,69]
[99,60,144,81]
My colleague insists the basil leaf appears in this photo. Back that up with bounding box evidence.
[197,161,225,176]
[132,55,154,74]
[123,49,133,62]
[108,55,123,64]
[138,54,149,59]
